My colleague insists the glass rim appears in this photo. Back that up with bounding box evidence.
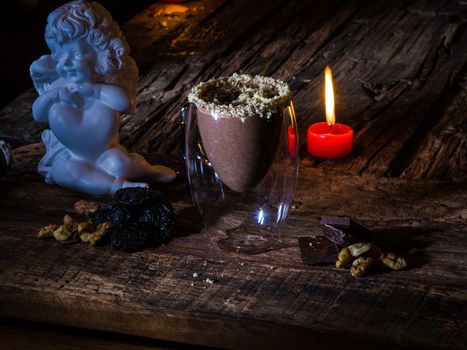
[187,73,292,119]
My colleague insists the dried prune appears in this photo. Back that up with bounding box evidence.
[115,188,152,206]
[139,201,175,242]
[157,201,175,241]
[109,223,151,252]
[139,206,158,226]
[91,204,132,225]
[107,203,133,224]
[90,208,110,224]
[115,187,167,206]
[92,188,175,251]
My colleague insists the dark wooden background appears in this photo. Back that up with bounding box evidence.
[0,0,157,109]
[0,0,466,349]
[1,0,465,181]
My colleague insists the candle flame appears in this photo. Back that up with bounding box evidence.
[325,65,335,126]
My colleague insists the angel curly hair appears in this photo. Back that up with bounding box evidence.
[45,0,129,76]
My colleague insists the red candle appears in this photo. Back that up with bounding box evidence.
[307,122,353,158]
[307,66,353,158]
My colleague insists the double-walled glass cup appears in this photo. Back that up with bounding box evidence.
[184,75,299,254]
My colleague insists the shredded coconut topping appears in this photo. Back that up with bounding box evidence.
[188,73,291,119]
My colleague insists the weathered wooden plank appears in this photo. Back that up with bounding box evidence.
[0,147,466,349]
[123,0,229,68]
[122,0,302,153]
[289,0,467,178]
[0,1,466,348]
[1,0,465,180]
[124,0,467,180]
[0,317,209,350]
[398,85,467,180]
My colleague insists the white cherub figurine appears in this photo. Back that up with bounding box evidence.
[30,0,175,196]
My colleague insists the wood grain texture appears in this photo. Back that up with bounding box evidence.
[0,0,465,179]
[0,318,215,350]
[0,147,466,349]
[0,0,466,349]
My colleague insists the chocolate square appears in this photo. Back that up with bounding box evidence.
[298,236,338,266]
[320,216,373,246]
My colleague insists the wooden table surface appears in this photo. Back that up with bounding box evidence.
[0,0,466,349]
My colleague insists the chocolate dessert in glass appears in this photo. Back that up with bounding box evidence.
[184,74,299,253]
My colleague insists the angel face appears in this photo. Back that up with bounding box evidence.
[55,39,97,84]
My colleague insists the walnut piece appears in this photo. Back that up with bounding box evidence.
[37,212,110,246]
[74,200,101,216]
[77,221,95,235]
[350,257,375,277]
[336,243,381,269]
[348,242,381,257]
[53,224,73,241]
[336,242,407,277]
[63,214,74,226]
[380,252,407,270]
[51,215,78,242]
[80,222,111,246]
[336,247,352,269]
[347,243,370,256]
[37,224,57,238]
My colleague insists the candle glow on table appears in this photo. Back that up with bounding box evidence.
[307,66,353,158]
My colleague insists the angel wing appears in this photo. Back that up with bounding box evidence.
[102,56,138,113]
[30,55,59,95]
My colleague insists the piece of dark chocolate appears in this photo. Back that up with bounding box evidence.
[299,236,338,266]
[320,216,373,247]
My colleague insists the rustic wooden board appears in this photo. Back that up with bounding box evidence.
[0,0,465,180]
[0,147,466,349]
[0,0,466,349]
[0,317,213,350]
